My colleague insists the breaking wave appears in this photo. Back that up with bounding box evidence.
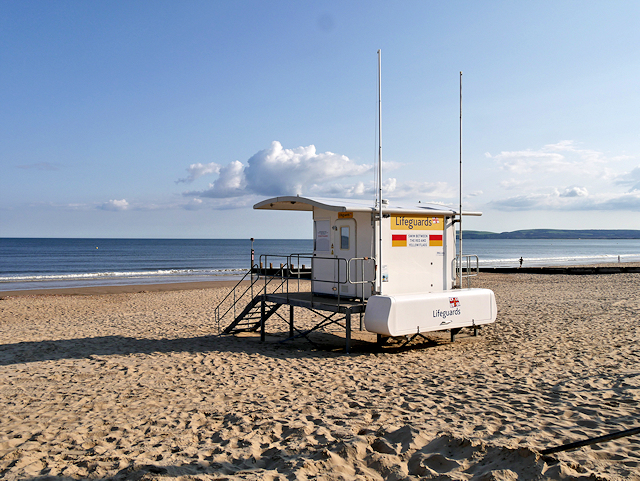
[0,268,249,291]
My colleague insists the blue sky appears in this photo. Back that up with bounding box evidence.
[2,1,640,238]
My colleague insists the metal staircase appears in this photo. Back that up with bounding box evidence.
[222,296,281,334]
[214,264,290,335]
[213,253,373,352]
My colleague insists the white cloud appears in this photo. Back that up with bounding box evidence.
[499,178,530,190]
[486,149,568,174]
[244,141,372,195]
[383,178,397,195]
[559,186,588,197]
[489,189,640,211]
[542,140,631,166]
[596,192,640,210]
[183,141,374,200]
[465,190,483,197]
[615,165,640,192]
[482,140,640,215]
[99,199,129,211]
[200,160,247,198]
[381,160,404,171]
[179,145,460,209]
[315,181,370,198]
[304,177,454,201]
[176,162,221,184]
[179,142,462,207]
[486,140,628,178]
[184,198,204,211]
[384,179,454,199]
[193,196,258,210]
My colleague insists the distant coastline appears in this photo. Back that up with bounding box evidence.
[461,229,640,239]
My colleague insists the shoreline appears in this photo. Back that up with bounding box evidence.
[3,261,640,297]
[480,262,640,275]
[0,279,251,297]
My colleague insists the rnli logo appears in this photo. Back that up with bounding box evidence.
[449,297,460,308]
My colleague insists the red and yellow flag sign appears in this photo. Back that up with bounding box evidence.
[429,234,443,246]
[392,234,407,247]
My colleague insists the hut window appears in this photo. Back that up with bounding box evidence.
[340,226,349,250]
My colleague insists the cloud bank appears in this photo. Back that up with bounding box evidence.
[178,141,453,208]
[484,140,639,212]
[170,138,640,215]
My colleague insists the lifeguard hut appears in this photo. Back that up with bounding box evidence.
[214,50,496,351]
[215,195,496,352]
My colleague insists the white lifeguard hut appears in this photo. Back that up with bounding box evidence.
[215,195,496,352]
[214,50,496,351]
[253,196,496,342]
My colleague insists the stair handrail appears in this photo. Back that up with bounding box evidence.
[215,262,294,334]
[265,264,289,297]
[214,267,256,334]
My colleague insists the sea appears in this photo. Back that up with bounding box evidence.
[2,237,640,292]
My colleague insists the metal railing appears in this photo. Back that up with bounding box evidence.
[348,257,377,286]
[214,262,288,334]
[214,268,254,334]
[258,253,312,295]
[453,254,479,288]
[259,253,376,303]
[214,253,377,334]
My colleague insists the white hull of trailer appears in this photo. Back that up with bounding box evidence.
[364,288,497,337]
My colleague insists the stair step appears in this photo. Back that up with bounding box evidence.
[217,268,288,335]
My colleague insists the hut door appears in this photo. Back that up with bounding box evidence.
[334,218,357,298]
[312,219,334,295]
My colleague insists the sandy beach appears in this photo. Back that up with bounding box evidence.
[2,270,640,480]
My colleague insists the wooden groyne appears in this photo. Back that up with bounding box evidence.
[251,266,312,278]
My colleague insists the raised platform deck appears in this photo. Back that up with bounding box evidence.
[262,291,367,314]
[258,292,367,353]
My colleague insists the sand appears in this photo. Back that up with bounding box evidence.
[1,272,640,480]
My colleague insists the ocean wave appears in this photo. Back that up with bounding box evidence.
[0,268,248,283]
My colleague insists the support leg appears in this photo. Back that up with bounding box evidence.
[376,334,389,351]
[289,305,294,339]
[345,310,351,354]
[451,327,462,342]
[260,299,266,342]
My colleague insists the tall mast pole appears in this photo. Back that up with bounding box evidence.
[458,71,463,288]
[377,49,383,294]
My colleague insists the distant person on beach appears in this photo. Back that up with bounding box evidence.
[519,257,523,268]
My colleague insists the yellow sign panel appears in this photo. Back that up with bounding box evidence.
[390,215,444,230]
[338,212,353,219]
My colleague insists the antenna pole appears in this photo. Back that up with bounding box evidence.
[377,49,383,294]
[458,71,463,288]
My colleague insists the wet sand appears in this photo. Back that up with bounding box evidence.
[1,270,640,480]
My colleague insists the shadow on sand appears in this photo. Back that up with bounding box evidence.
[0,327,458,366]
